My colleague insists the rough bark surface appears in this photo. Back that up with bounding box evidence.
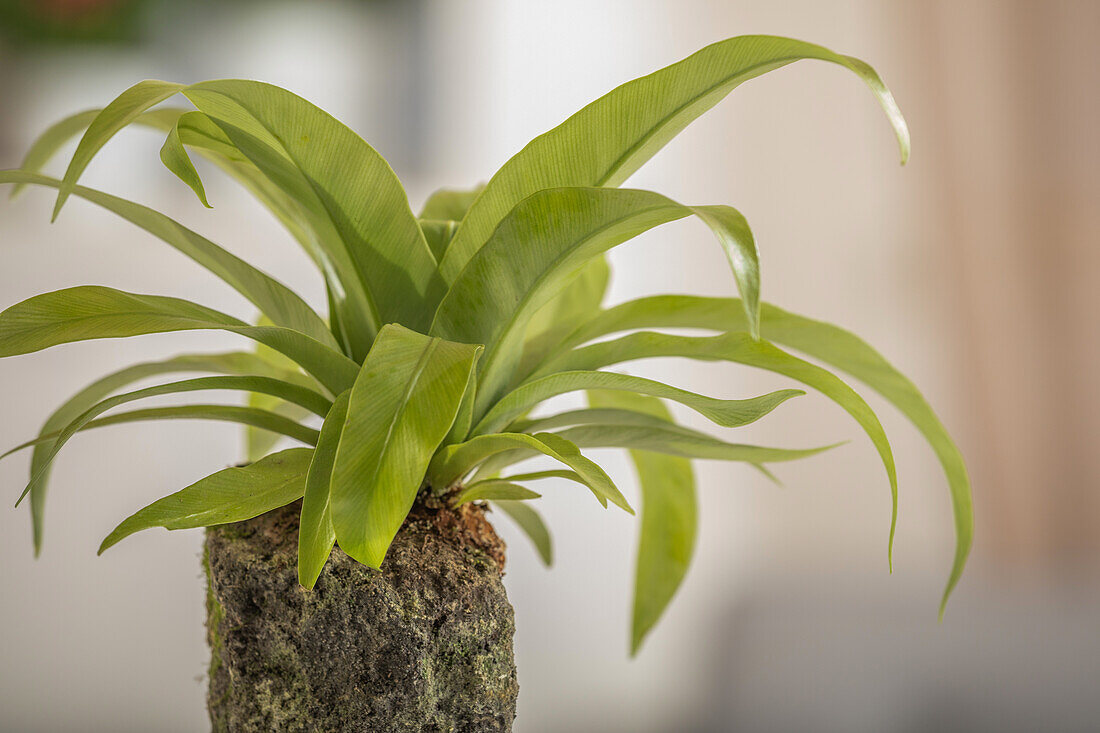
[204,498,518,732]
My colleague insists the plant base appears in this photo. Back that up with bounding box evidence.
[204,498,518,732]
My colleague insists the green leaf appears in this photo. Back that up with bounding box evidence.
[4,405,319,464]
[555,295,972,610]
[182,80,445,339]
[0,171,336,350]
[11,107,188,198]
[159,112,212,207]
[481,425,832,472]
[492,500,552,566]
[419,219,460,262]
[98,448,312,554]
[329,325,481,568]
[434,187,762,415]
[427,431,630,513]
[587,390,696,656]
[0,286,358,395]
[16,350,315,553]
[12,375,328,510]
[453,482,541,506]
[517,257,611,381]
[474,369,802,436]
[484,469,585,484]
[544,330,899,566]
[441,35,908,278]
[53,80,186,219]
[419,185,484,221]
[298,391,351,589]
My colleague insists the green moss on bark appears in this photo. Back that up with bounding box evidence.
[204,500,518,732]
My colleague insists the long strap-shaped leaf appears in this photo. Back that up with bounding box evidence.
[549,295,972,614]
[98,448,312,554]
[587,390,696,656]
[51,80,187,219]
[50,79,445,352]
[432,187,761,417]
[492,500,553,566]
[3,405,319,462]
[540,330,899,567]
[440,35,909,280]
[427,431,630,513]
[0,286,359,395]
[453,482,541,506]
[15,105,327,275]
[473,369,802,436]
[1,171,336,349]
[22,351,312,554]
[11,375,328,509]
[298,391,350,589]
[10,107,188,198]
[329,325,481,568]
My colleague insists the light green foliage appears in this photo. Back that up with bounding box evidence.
[0,35,970,651]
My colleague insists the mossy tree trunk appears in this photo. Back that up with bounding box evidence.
[204,498,518,732]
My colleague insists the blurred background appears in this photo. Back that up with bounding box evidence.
[1,1,1098,731]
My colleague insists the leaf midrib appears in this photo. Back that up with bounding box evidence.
[361,337,441,500]
[591,56,796,188]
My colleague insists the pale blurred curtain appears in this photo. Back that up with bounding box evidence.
[900,0,1100,571]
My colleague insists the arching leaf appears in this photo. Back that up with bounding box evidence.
[11,106,187,198]
[329,325,481,568]
[441,35,908,279]
[543,330,899,566]
[0,171,336,349]
[566,295,971,614]
[433,187,761,415]
[99,448,312,554]
[0,286,358,395]
[588,390,696,656]
[453,482,541,506]
[474,369,802,436]
[428,431,629,513]
[492,500,552,566]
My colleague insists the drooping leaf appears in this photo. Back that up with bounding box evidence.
[480,425,832,472]
[4,405,319,466]
[12,375,328,514]
[329,325,481,568]
[587,390,696,656]
[11,107,187,198]
[52,80,187,219]
[427,431,630,513]
[0,171,336,350]
[492,500,552,566]
[432,187,762,415]
[453,482,541,506]
[14,350,315,553]
[441,35,908,278]
[473,369,802,436]
[569,295,971,613]
[182,80,445,341]
[98,448,312,553]
[298,391,351,589]
[543,330,899,565]
[159,113,212,207]
[0,286,358,395]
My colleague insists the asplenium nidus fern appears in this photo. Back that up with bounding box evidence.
[1,35,972,653]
